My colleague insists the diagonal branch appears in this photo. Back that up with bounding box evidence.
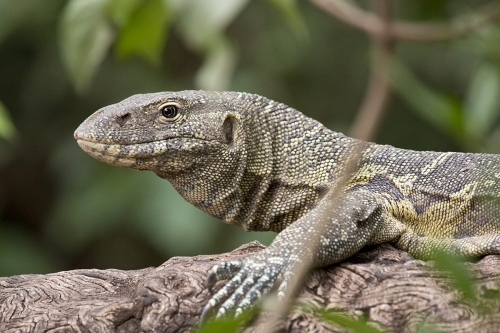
[309,0,500,42]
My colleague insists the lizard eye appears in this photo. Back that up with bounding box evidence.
[159,103,181,122]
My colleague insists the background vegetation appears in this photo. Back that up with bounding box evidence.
[1,0,500,276]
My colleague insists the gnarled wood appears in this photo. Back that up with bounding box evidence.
[1,242,499,332]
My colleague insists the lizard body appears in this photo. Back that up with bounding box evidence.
[74,91,500,319]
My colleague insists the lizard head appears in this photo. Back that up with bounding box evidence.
[74,90,246,175]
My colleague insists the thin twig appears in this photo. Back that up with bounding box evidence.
[309,0,500,42]
[260,140,367,332]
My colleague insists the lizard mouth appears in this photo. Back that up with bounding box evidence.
[76,139,167,167]
[76,137,213,168]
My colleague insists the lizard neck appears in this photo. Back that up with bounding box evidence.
[232,95,355,232]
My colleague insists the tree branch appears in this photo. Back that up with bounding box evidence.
[2,242,500,332]
[309,0,499,42]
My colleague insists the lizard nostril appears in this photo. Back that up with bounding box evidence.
[116,112,131,127]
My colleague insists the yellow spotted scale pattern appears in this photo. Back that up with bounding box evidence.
[74,91,500,321]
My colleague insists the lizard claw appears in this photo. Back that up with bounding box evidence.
[201,261,243,323]
[205,261,242,293]
[200,247,300,323]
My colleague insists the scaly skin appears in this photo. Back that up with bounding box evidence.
[74,90,500,320]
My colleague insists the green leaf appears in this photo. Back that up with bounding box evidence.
[106,0,142,26]
[0,100,17,141]
[59,0,114,92]
[432,250,476,303]
[297,302,384,333]
[195,317,243,333]
[314,309,385,333]
[390,60,464,143]
[264,0,308,40]
[464,63,500,142]
[195,306,257,333]
[174,0,250,48]
[115,0,171,65]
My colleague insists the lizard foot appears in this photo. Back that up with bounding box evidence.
[200,247,300,323]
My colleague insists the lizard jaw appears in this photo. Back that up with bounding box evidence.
[76,139,162,168]
[76,137,217,170]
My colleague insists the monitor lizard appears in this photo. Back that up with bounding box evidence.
[74,90,500,321]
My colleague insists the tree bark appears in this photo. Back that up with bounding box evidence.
[1,241,499,333]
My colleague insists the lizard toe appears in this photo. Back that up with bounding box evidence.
[235,275,274,315]
[219,272,269,316]
[205,261,242,292]
[217,273,260,317]
[277,269,298,300]
[201,268,247,323]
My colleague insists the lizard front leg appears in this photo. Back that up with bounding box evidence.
[200,190,403,321]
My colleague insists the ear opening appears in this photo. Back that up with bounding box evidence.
[222,115,236,145]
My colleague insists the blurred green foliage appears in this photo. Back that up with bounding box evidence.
[196,306,258,333]
[0,100,16,141]
[1,0,500,282]
[432,250,476,303]
[313,309,385,333]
